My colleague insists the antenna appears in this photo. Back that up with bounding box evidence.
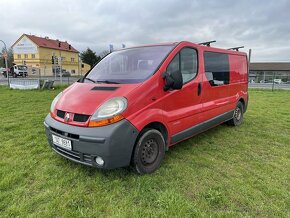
[198,40,216,47]
[228,46,244,51]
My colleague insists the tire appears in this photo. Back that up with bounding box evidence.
[13,73,17,78]
[131,129,165,175]
[227,101,244,126]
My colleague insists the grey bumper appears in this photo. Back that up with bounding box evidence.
[44,114,139,169]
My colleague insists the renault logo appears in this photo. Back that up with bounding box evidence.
[65,113,70,122]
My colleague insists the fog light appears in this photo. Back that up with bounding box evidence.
[95,156,104,166]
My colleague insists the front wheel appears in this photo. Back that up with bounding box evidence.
[131,129,165,175]
[227,101,244,126]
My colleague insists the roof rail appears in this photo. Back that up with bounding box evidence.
[228,46,244,51]
[198,40,216,47]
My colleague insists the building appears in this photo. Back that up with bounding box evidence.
[249,62,290,83]
[12,34,90,76]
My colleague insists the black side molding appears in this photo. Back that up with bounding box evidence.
[171,110,234,144]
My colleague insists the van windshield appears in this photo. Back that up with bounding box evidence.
[85,45,174,84]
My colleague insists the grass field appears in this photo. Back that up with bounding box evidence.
[0,86,289,217]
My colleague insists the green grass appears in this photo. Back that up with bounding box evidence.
[0,87,289,217]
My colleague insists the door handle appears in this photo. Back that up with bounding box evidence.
[198,83,202,96]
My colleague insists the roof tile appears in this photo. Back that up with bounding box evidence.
[25,34,78,53]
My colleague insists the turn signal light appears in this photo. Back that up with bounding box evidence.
[88,114,124,127]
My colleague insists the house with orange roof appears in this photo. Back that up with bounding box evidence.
[12,34,90,76]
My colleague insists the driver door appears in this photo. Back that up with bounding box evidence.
[162,47,203,143]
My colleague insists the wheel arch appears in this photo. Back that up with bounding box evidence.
[142,122,169,147]
[238,97,247,112]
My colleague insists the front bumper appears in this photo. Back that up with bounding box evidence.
[44,114,139,169]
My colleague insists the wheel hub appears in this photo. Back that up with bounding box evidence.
[141,139,158,165]
[235,107,242,121]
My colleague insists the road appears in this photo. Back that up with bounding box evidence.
[248,83,290,90]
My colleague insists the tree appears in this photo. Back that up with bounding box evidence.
[99,50,110,58]
[80,48,101,68]
[0,47,14,68]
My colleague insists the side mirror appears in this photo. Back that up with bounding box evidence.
[162,70,183,91]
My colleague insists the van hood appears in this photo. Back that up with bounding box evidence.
[55,82,140,115]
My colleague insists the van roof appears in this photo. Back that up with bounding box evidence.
[117,41,247,55]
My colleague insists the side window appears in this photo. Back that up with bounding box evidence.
[167,53,179,76]
[180,48,198,83]
[166,48,198,84]
[204,52,229,86]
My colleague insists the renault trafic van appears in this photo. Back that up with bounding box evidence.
[44,41,248,174]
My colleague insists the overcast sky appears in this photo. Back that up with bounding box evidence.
[0,0,289,62]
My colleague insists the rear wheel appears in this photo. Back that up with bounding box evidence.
[227,101,244,126]
[131,129,165,175]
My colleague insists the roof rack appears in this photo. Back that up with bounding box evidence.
[228,46,244,51]
[198,40,216,47]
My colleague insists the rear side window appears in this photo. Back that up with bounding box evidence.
[167,47,198,84]
[204,52,229,86]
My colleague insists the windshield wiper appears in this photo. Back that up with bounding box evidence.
[84,77,96,83]
[96,80,121,84]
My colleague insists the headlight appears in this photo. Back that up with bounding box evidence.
[50,92,63,113]
[89,97,127,127]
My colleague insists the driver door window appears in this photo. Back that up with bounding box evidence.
[166,48,198,84]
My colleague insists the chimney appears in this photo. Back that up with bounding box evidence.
[69,44,71,50]
[58,42,61,47]
[45,36,49,40]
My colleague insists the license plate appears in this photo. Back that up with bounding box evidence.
[52,135,72,150]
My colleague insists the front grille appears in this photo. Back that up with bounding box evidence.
[56,110,89,123]
[74,114,90,122]
[54,146,93,165]
[50,127,79,139]
[57,110,65,118]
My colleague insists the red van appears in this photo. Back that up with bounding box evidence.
[44,41,248,174]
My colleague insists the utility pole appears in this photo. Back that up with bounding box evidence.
[0,39,9,86]
[248,49,252,83]
[52,52,56,81]
[78,54,80,76]
[59,50,62,84]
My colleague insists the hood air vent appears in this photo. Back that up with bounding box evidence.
[91,86,119,91]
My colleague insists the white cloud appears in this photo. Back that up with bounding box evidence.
[0,0,289,61]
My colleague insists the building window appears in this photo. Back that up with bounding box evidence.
[24,54,28,59]
[32,54,35,59]
[17,54,21,59]
[71,58,75,62]
[204,52,229,86]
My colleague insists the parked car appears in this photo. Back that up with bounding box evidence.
[273,79,282,84]
[44,41,249,174]
[54,70,71,77]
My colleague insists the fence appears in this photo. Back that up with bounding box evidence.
[0,75,80,88]
[249,71,290,90]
